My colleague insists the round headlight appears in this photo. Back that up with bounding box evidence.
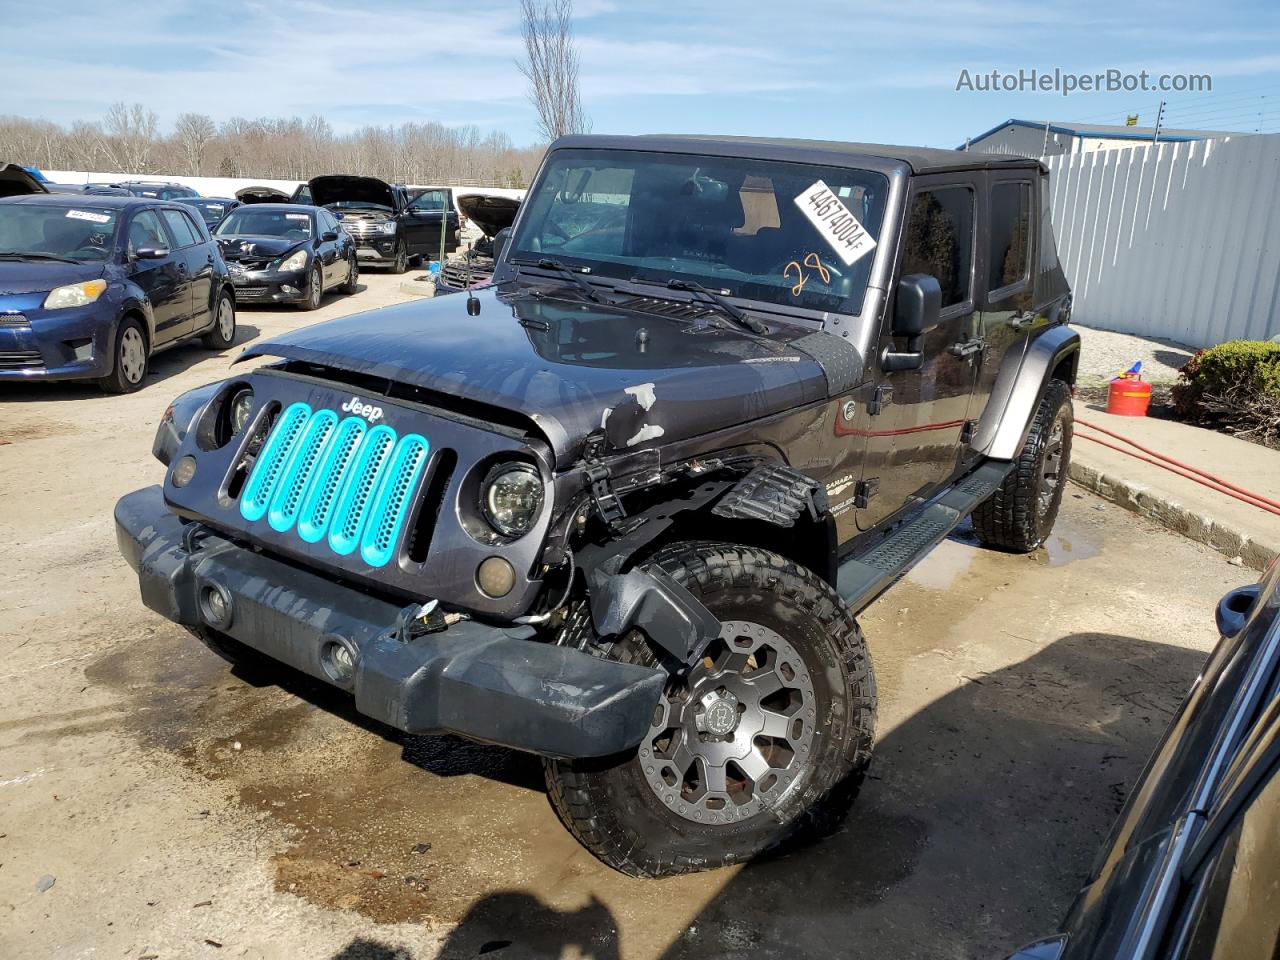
[229,387,254,435]
[480,463,544,539]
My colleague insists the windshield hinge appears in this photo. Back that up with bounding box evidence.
[582,434,628,525]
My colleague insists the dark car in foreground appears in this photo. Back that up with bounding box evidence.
[438,192,521,293]
[178,196,241,230]
[1008,560,1280,960]
[309,175,458,273]
[0,194,236,392]
[116,134,1077,876]
[214,203,357,310]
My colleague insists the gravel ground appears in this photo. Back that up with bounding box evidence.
[1073,324,1196,385]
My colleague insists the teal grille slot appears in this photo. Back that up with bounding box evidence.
[360,435,430,568]
[267,410,338,533]
[327,424,397,557]
[240,402,311,523]
[296,416,367,544]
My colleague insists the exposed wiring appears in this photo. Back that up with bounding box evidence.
[514,555,577,625]
[1076,417,1280,517]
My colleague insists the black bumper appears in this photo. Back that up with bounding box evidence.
[114,486,664,758]
[228,269,309,304]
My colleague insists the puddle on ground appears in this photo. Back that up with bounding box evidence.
[1037,531,1101,567]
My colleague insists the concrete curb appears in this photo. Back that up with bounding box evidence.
[1068,461,1278,571]
[398,277,435,298]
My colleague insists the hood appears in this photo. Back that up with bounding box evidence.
[456,194,521,237]
[217,235,305,260]
[237,287,830,467]
[0,163,49,197]
[0,260,104,296]
[308,175,395,210]
[235,185,292,204]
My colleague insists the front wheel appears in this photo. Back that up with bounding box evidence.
[98,317,148,394]
[971,378,1074,552]
[389,241,408,274]
[296,264,323,311]
[340,253,359,294]
[544,542,877,877]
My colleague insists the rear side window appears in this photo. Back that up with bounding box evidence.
[161,209,198,248]
[988,182,1031,292]
[900,187,974,309]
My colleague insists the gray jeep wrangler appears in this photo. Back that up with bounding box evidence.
[116,135,1077,877]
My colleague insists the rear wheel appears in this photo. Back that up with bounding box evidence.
[971,378,1074,552]
[201,291,236,349]
[296,265,323,311]
[544,542,876,877]
[98,317,148,394]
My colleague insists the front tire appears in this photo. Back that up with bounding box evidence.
[544,542,876,877]
[296,265,323,311]
[971,378,1074,552]
[98,317,148,394]
[340,253,359,294]
[389,241,408,274]
[201,291,236,350]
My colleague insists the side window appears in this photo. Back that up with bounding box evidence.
[988,182,1031,293]
[161,209,198,248]
[408,189,448,212]
[900,187,974,309]
[127,210,169,254]
[322,210,339,234]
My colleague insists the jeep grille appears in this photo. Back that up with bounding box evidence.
[238,401,430,568]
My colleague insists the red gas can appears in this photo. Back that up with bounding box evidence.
[1107,373,1152,417]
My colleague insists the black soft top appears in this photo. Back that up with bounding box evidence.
[549,134,1045,175]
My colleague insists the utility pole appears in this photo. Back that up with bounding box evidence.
[1152,100,1166,145]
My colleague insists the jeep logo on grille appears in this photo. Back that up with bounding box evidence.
[341,397,384,422]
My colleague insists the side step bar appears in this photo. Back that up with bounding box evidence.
[836,460,1013,613]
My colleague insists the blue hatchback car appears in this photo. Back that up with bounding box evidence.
[0,194,236,393]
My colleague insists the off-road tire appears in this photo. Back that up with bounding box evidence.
[340,253,359,294]
[297,265,323,311]
[971,378,1073,552]
[201,291,237,349]
[98,316,148,394]
[544,541,877,878]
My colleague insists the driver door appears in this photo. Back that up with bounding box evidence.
[403,188,448,260]
[126,209,189,346]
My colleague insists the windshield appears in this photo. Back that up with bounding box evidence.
[216,209,313,239]
[510,149,889,315]
[0,204,119,261]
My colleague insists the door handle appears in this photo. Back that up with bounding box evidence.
[950,338,985,358]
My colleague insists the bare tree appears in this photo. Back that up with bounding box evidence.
[174,113,216,175]
[97,102,159,173]
[517,0,589,142]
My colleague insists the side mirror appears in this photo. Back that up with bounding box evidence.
[882,274,941,372]
[321,231,339,242]
[493,227,513,265]
[134,246,169,260]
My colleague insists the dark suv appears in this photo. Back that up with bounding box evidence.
[115,181,201,201]
[308,175,459,273]
[116,135,1077,874]
[0,194,236,392]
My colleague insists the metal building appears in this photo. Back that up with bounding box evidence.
[960,119,1237,158]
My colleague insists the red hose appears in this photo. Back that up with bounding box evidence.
[1075,416,1280,517]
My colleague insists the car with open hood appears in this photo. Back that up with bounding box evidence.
[308,175,458,273]
[0,193,235,392]
[0,163,49,197]
[437,192,521,293]
[177,196,241,230]
[116,134,1077,876]
[213,203,357,310]
[235,185,294,206]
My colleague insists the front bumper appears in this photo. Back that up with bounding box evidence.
[114,485,664,758]
[351,239,401,263]
[227,267,310,304]
[0,301,114,381]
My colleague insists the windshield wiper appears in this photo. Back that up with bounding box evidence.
[510,257,604,303]
[0,251,80,264]
[630,276,768,335]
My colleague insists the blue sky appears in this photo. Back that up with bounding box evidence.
[4,0,1280,147]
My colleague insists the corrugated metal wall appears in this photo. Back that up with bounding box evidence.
[1043,134,1280,347]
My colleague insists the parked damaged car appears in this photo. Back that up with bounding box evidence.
[1007,560,1280,960]
[116,134,1077,876]
[437,192,521,293]
[178,196,241,230]
[308,175,459,273]
[214,204,357,310]
[0,193,235,393]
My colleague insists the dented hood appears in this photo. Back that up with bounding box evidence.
[307,175,395,209]
[456,194,521,237]
[236,287,829,467]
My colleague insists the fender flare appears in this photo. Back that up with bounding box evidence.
[972,324,1080,461]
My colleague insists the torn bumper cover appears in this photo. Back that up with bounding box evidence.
[114,485,664,759]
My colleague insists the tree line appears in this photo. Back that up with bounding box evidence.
[0,103,545,187]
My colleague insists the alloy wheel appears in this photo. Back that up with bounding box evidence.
[1037,415,1065,520]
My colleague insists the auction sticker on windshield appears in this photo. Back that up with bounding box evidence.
[66,210,111,223]
[794,181,876,266]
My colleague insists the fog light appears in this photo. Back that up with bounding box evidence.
[199,583,233,629]
[172,455,197,487]
[321,640,356,685]
[477,556,515,598]
[281,284,299,295]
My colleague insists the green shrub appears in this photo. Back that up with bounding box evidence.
[1173,339,1280,444]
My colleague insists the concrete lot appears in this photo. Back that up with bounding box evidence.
[0,275,1254,959]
